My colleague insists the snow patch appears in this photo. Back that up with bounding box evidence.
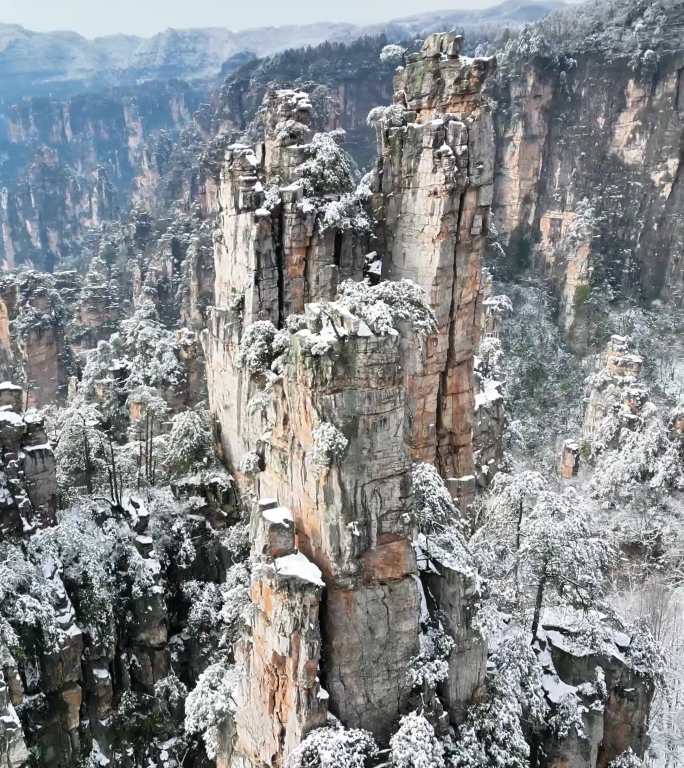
[275,552,324,587]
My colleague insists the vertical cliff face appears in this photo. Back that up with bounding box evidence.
[0,84,201,271]
[204,34,495,767]
[582,334,645,449]
[539,625,655,768]
[372,33,497,485]
[204,87,368,472]
[0,391,57,535]
[490,6,684,342]
[0,272,72,408]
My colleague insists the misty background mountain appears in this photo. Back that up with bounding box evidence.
[0,0,564,99]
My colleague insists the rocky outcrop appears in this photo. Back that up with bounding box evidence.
[422,554,486,725]
[0,272,72,408]
[372,33,497,483]
[225,502,327,768]
[0,672,28,768]
[538,623,654,768]
[205,35,495,765]
[582,335,645,450]
[0,395,57,534]
[490,4,684,342]
[560,440,580,479]
[0,494,183,768]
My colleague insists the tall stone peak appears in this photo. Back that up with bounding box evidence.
[203,32,496,766]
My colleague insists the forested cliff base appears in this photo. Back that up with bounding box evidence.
[0,2,682,768]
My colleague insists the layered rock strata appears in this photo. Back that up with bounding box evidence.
[372,32,496,482]
[490,6,684,341]
[205,42,495,764]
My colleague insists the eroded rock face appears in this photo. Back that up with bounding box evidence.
[269,326,419,740]
[0,674,29,768]
[539,625,654,768]
[491,11,684,342]
[227,508,326,768]
[205,41,496,763]
[0,84,200,271]
[422,558,487,725]
[0,272,72,408]
[372,33,497,482]
[582,335,646,450]
[0,400,57,534]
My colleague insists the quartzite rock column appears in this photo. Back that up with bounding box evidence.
[372,32,496,491]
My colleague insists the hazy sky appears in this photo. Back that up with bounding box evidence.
[0,0,543,38]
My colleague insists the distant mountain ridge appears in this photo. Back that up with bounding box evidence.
[0,1,564,99]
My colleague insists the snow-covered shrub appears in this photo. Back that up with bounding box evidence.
[298,132,357,197]
[408,623,454,690]
[286,725,378,768]
[239,451,262,476]
[285,313,307,333]
[449,695,529,768]
[312,422,348,467]
[184,663,237,760]
[472,470,545,548]
[609,749,645,768]
[119,300,185,390]
[337,279,436,337]
[221,521,251,563]
[154,674,188,721]
[503,24,552,61]
[183,581,226,644]
[263,184,282,210]
[449,631,547,768]
[54,404,109,495]
[163,408,214,477]
[624,619,666,683]
[127,548,158,600]
[477,336,504,380]
[379,44,406,65]
[183,561,250,655]
[366,103,407,128]
[412,462,460,534]
[522,489,612,632]
[590,418,683,504]
[547,692,585,739]
[390,711,444,768]
[494,632,549,727]
[169,518,197,569]
[322,193,370,232]
[235,320,279,373]
[219,562,251,648]
[0,544,66,654]
[29,506,116,646]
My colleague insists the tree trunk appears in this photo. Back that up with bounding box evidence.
[531,569,547,640]
[514,498,524,596]
[83,429,93,494]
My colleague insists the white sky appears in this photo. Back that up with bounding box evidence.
[0,0,575,38]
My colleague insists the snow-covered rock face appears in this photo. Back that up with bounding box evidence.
[371,32,496,484]
[537,622,655,768]
[203,32,497,765]
[489,0,684,344]
[0,391,57,535]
